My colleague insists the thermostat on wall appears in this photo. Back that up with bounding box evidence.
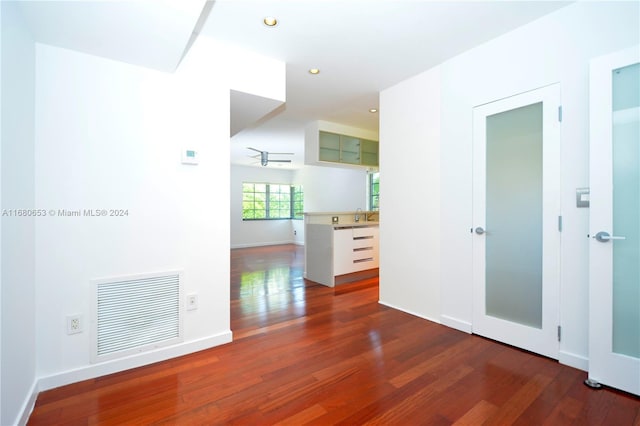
[181,149,199,165]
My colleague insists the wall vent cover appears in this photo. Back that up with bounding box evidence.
[91,271,183,363]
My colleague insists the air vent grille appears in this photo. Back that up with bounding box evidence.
[92,272,183,363]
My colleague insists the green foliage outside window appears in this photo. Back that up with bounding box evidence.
[243,182,304,220]
[369,172,380,211]
[292,185,304,219]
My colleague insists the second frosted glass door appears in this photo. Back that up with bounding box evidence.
[588,46,640,396]
[473,85,561,359]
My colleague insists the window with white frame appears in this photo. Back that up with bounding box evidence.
[242,182,304,220]
[369,172,380,211]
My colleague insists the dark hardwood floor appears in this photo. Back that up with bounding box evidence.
[29,244,640,425]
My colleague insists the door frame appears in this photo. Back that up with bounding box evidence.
[472,84,561,360]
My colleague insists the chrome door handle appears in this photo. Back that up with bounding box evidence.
[592,231,626,242]
[475,227,485,235]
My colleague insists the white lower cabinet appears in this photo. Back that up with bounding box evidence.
[333,227,379,275]
[305,223,379,287]
[332,228,355,276]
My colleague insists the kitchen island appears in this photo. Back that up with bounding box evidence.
[304,212,379,287]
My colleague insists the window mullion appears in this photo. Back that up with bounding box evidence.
[265,184,271,219]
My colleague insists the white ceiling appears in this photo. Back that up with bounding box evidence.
[19,0,208,72]
[17,0,572,170]
[200,0,571,169]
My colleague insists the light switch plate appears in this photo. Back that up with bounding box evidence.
[576,188,590,208]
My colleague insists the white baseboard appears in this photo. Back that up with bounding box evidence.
[440,315,473,334]
[377,300,441,325]
[559,350,588,371]
[36,331,232,393]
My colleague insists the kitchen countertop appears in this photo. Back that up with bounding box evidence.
[310,221,379,228]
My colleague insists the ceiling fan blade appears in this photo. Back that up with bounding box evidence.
[247,147,263,153]
[268,152,294,155]
[268,159,292,163]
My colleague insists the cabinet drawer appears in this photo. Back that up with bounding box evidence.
[352,226,378,238]
[352,250,378,272]
[352,236,375,249]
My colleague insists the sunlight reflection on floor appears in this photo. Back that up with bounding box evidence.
[238,264,308,320]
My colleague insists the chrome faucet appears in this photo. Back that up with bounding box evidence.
[355,208,362,222]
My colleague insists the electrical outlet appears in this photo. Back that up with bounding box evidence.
[294,230,297,235]
[186,293,198,311]
[66,315,82,335]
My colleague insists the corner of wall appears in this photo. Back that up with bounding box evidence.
[16,381,38,426]
[1,2,37,425]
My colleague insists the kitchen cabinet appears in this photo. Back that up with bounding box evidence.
[360,139,379,166]
[318,131,379,167]
[333,226,378,275]
[318,131,340,162]
[305,223,379,287]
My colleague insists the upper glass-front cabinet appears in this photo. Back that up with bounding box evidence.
[361,139,379,166]
[318,131,379,167]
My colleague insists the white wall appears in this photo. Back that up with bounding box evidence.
[293,165,369,244]
[231,164,296,248]
[30,33,285,402]
[1,3,37,425]
[379,66,441,322]
[294,165,368,213]
[33,39,231,386]
[380,1,640,370]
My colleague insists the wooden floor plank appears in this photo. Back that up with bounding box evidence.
[484,373,553,425]
[541,396,584,425]
[27,245,640,425]
[452,400,499,425]
[275,404,327,426]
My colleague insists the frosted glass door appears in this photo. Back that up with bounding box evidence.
[588,46,640,396]
[473,85,560,359]
[612,62,640,359]
[486,103,543,328]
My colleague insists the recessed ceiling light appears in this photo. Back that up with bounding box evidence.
[263,17,278,27]
[309,68,320,75]
[369,108,378,113]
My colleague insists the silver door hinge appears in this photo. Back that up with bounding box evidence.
[558,215,563,232]
[558,106,563,122]
[557,325,562,342]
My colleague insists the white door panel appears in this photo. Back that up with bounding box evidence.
[588,46,640,396]
[472,84,561,359]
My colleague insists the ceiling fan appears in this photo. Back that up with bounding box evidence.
[247,147,293,166]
